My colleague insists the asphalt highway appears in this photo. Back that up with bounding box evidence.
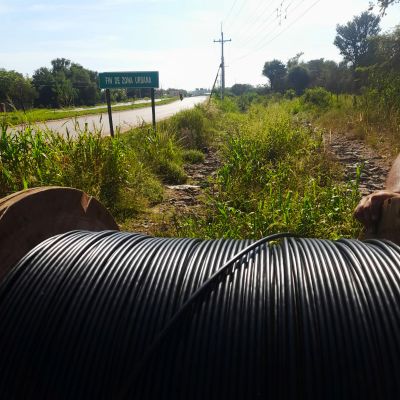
[14,96,208,137]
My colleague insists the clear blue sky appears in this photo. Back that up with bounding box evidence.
[1,0,399,90]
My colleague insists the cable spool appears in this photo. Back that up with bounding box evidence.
[1,231,400,399]
[0,187,118,283]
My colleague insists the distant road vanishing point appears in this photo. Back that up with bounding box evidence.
[14,96,208,137]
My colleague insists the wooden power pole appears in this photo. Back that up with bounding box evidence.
[214,26,231,100]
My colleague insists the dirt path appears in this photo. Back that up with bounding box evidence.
[127,149,221,235]
[126,131,392,236]
[325,132,391,195]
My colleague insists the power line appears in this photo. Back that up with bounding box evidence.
[233,0,286,48]
[231,0,321,63]
[223,0,239,24]
[237,0,306,53]
[214,27,232,99]
[227,0,269,36]
[223,0,248,32]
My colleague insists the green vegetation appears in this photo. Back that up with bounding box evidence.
[302,87,333,109]
[183,149,205,164]
[1,97,178,126]
[0,124,163,213]
[0,57,188,113]
[0,104,212,222]
[173,100,361,240]
[229,9,400,154]
[124,127,187,185]
[3,6,399,241]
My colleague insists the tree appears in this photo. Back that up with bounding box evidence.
[0,69,37,110]
[32,59,101,107]
[54,74,76,107]
[230,84,254,96]
[70,63,99,106]
[305,58,326,87]
[32,67,57,107]
[287,66,310,95]
[334,11,381,68]
[364,27,400,111]
[375,0,399,14]
[51,58,71,74]
[262,60,287,92]
[287,52,304,69]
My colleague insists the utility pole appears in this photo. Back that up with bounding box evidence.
[214,25,231,100]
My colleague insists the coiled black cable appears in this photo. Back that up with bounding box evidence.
[0,230,400,399]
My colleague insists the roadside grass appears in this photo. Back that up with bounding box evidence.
[122,127,187,184]
[0,103,212,223]
[0,98,364,239]
[183,149,205,164]
[1,97,178,126]
[298,90,400,157]
[172,100,363,240]
[0,124,162,214]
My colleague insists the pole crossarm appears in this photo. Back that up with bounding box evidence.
[213,28,231,100]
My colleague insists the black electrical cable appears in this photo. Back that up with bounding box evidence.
[1,230,400,399]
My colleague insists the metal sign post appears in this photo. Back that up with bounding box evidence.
[99,71,160,135]
[151,88,156,129]
[105,89,114,137]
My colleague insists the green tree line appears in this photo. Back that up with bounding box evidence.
[261,8,400,100]
[0,58,186,111]
[0,58,101,110]
[258,7,400,130]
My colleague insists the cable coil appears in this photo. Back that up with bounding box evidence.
[1,230,400,399]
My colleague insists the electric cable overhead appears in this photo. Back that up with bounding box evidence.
[232,0,298,48]
[223,0,248,32]
[231,0,321,63]
[223,0,240,24]
[1,230,400,399]
[231,0,283,47]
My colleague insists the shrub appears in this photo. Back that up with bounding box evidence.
[168,106,212,150]
[284,89,296,100]
[172,101,361,240]
[302,87,332,108]
[183,149,205,164]
[0,125,163,212]
[124,127,187,184]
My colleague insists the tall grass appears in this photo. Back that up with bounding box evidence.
[123,127,187,184]
[300,91,400,156]
[173,101,362,240]
[0,104,214,221]
[0,125,162,212]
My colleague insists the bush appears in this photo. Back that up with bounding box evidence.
[168,106,212,150]
[0,125,163,212]
[183,149,205,163]
[124,127,187,184]
[235,92,261,112]
[173,101,361,240]
[302,87,332,108]
[284,89,296,100]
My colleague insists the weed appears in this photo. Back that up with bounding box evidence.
[123,127,187,184]
[0,124,162,213]
[168,106,212,150]
[172,100,362,240]
[183,149,205,164]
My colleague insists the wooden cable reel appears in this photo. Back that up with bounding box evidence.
[0,187,119,283]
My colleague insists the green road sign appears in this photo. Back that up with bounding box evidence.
[99,71,159,89]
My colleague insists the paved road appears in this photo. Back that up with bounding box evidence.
[56,97,169,113]
[16,96,207,137]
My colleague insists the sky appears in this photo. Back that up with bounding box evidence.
[0,0,399,91]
